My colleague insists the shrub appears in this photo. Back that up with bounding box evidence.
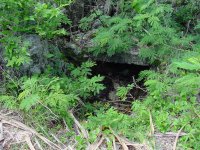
[0,61,105,123]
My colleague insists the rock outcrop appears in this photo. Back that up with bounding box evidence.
[72,31,148,66]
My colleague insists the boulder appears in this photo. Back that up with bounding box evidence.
[0,35,68,76]
[21,35,68,75]
[72,31,148,66]
[93,49,147,65]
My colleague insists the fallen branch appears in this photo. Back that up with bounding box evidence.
[50,133,66,148]
[113,138,117,150]
[149,110,154,136]
[88,136,104,150]
[0,115,62,150]
[25,136,36,150]
[34,137,44,150]
[69,111,89,139]
[109,128,129,150]
[110,129,150,150]
[132,76,147,92]
[154,132,187,137]
[0,122,4,142]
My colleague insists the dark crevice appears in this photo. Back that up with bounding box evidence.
[91,61,150,103]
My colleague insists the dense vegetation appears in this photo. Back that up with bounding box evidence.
[0,0,200,149]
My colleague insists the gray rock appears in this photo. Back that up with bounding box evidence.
[73,31,148,66]
[19,35,53,75]
[94,48,147,65]
[0,34,67,76]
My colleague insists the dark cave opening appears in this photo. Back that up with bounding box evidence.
[91,61,150,103]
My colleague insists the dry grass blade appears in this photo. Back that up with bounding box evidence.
[25,136,36,150]
[111,131,150,150]
[121,137,149,149]
[38,101,59,119]
[66,145,74,150]
[4,120,61,149]
[113,138,117,150]
[149,110,154,136]
[117,137,128,150]
[51,133,66,148]
[0,115,62,150]
[110,128,128,150]
[0,122,4,142]
[154,132,187,137]
[34,137,44,150]
[173,125,186,150]
[90,136,104,150]
[63,118,70,132]
[69,111,89,139]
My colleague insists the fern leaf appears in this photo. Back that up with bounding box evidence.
[20,94,40,111]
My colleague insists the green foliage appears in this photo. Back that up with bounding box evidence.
[90,17,134,56]
[174,0,200,26]
[79,10,103,31]
[53,0,73,6]
[85,106,153,146]
[82,0,199,64]
[33,2,70,37]
[116,84,134,101]
[0,95,17,109]
[0,0,71,67]
[86,108,136,143]
[80,0,175,59]
[75,135,87,150]
[135,50,200,149]
[80,12,135,56]
[1,36,31,67]
[0,61,105,121]
[132,0,196,63]
[78,0,200,149]
[1,0,200,149]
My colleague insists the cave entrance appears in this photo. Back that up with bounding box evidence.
[92,61,150,106]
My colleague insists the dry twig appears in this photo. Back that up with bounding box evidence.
[34,137,44,150]
[173,125,186,150]
[154,132,187,137]
[25,136,36,150]
[110,128,129,150]
[69,111,89,139]
[149,110,154,136]
[113,138,117,150]
[88,136,104,150]
[0,114,62,150]
[0,122,4,142]
[50,133,66,148]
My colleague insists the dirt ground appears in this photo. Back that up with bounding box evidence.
[0,109,186,150]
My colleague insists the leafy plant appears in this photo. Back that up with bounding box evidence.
[86,108,135,143]
[0,0,71,67]
[116,84,134,101]
[0,0,200,149]
[1,36,31,67]
[79,1,200,148]
[90,16,134,56]
[134,50,200,149]
[0,61,105,123]
[33,2,71,38]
